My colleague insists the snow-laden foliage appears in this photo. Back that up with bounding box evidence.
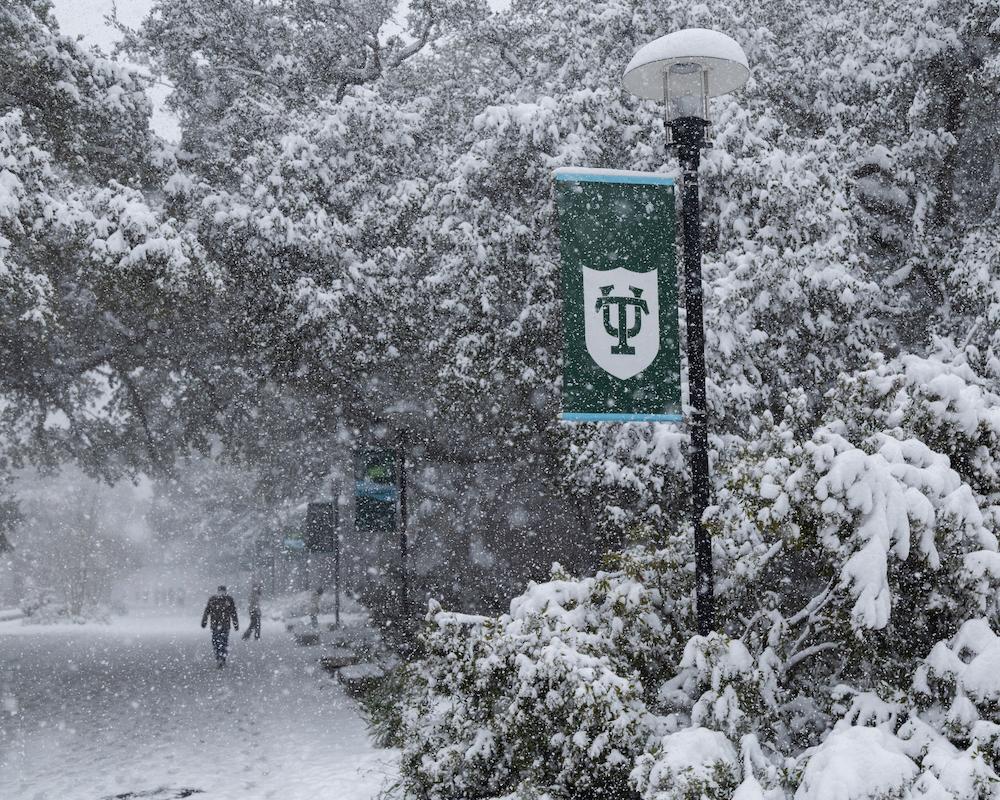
[399,552,690,799]
[118,0,488,178]
[399,401,1000,794]
[0,2,214,484]
[397,250,1000,793]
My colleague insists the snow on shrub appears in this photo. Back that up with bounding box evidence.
[398,554,688,800]
[632,726,739,800]
[794,726,917,800]
[393,392,1000,799]
[711,396,1000,697]
[658,636,780,740]
[807,426,992,634]
[911,619,1000,781]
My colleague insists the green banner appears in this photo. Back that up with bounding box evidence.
[355,448,398,533]
[554,168,682,422]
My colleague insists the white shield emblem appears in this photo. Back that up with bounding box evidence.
[583,267,659,380]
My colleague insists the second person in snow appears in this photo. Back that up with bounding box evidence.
[242,584,262,641]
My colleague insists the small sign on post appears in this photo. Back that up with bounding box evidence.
[354,448,398,533]
[554,168,682,422]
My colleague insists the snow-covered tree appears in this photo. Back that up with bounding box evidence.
[0,1,216,485]
[117,0,612,602]
[110,0,1000,611]
[117,0,487,180]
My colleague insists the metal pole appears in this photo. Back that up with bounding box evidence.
[671,115,714,636]
[334,486,341,627]
[398,433,408,617]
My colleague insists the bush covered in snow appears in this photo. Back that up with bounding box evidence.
[395,543,1000,798]
[398,553,690,799]
[393,363,1000,799]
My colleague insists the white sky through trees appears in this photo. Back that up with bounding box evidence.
[49,0,514,143]
[51,0,178,139]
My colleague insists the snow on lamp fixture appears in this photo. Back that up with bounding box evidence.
[623,27,749,143]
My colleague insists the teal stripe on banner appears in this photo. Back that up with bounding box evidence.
[560,412,684,423]
[554,172,675,186]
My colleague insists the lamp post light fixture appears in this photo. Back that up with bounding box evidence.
[623,29,749,636]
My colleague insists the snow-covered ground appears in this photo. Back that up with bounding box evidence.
[0,610,397,800]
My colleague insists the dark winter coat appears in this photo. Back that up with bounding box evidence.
[201,593,239,632]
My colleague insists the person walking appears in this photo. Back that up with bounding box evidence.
[242,584,262,641]
[309,586,323,629]
[201,585,239,668]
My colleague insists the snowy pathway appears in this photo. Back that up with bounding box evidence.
[0,612,397,800]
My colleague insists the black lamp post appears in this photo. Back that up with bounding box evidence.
[398,429,408,617]
[623,29,750,636]
[384,404,419,619]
